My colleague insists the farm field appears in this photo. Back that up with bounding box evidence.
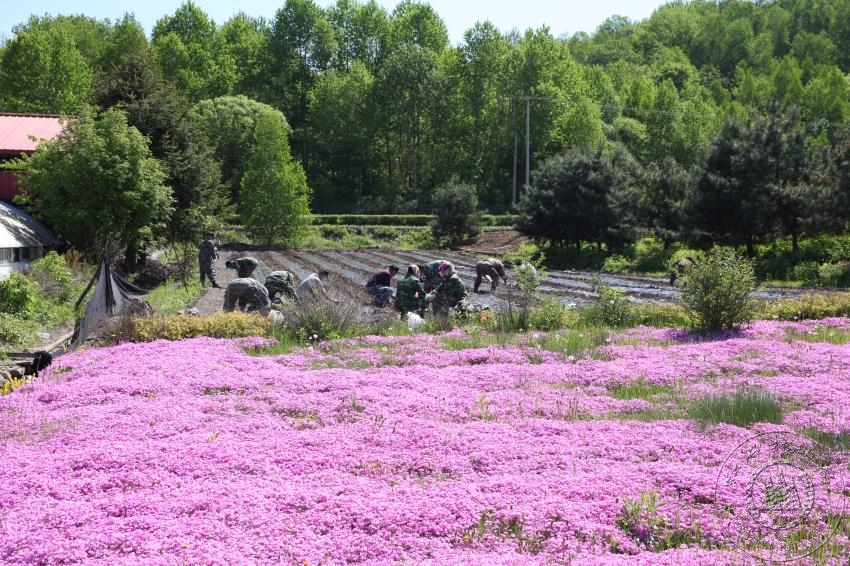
[194,247,821,316]
[1,319,848,564]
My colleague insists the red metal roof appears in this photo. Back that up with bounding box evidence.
[0,113,64,157]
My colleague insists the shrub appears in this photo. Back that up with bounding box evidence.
[278,291,367,343]
[527,297,580,331]
[791,260,820,284]
[496,245,547,331]
[430,177,482,245]
[28,252,74,300]
[818,261,850,287]
[601,254,632,274]
[0,313,32,344]
[130,312,271,342]
[320,225,347,240]
[585,278,633,328]
[679,248,756,332]
[0,273,42,315]
[687,388,783,428]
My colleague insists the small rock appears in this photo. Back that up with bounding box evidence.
[37,332,51,341]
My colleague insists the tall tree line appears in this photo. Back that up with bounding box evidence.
[2,0,850,221]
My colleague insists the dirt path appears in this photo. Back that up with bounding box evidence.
[188,246,828,316]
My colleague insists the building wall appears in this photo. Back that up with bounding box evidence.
[0,246,43,279]
[0,170,21,201]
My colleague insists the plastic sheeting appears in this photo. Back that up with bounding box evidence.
[71,261,147,349]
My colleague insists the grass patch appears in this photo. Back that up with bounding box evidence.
[802,428,850,451]
[146,279,203,314]
[440,327,610,358]
[687,388,783,428]
[608,379,676,400]
[785,326,850,345]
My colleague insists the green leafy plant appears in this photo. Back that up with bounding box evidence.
[679,248,756,332]
[586,278,633,328]
[0,273,42,315]
[27,251,74,301]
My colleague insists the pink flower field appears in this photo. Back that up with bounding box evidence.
[1,320,849,565]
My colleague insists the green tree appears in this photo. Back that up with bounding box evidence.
[265,0,337,130]
[430,177,481,245]
[772,56,805,107]
[13,109,173,260]
[0,25,93,113]
[641,157,693,247]
[306,63,378,211]
[192,95,291,203]
[517,145,640,251]
[241,112,312,247]
[151,1,236,101]
[95,38,229,247]
[374,43,442,197]
[326,0,390,72]
[804,66,850,123]
[689,106,817,255]
[389,0,449,53]
[220,13,270,100]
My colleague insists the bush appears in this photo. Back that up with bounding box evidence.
[496,245,547,331]
[818,261,850,287]
[791,260,820,284]
[0,313,32,344]
[320,225,347,240]
[277,282,367,343]
[28,252,74,300]
[129,312,272,342]
[679,248,756,332]
[430,177,482,245]
[585,278,633,327]
[601,254,632,274]
[527,297,580,331]
[0,273,42,315]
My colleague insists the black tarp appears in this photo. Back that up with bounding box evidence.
[71,260,148,348]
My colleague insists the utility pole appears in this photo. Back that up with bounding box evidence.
[524,96,531,189]
[512,99,518,206]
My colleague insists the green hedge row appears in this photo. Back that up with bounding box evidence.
[312,214,517,227]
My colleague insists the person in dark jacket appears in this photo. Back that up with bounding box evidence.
[198,232,221,288]
[225,256,260,278]
[420,259,451,292]
[223,278,271,315]
[365,265,399,307]
[474,258,507,293]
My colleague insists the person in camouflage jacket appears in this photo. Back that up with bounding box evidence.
[264,270,296,302]
[428,270,470,319]
[420,259,452,292]
[198,232,221,288]
[223,278,271,315]
[225,256,260,278]
[395,264,427,317]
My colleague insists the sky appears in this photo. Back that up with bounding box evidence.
[2,0,669,45]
